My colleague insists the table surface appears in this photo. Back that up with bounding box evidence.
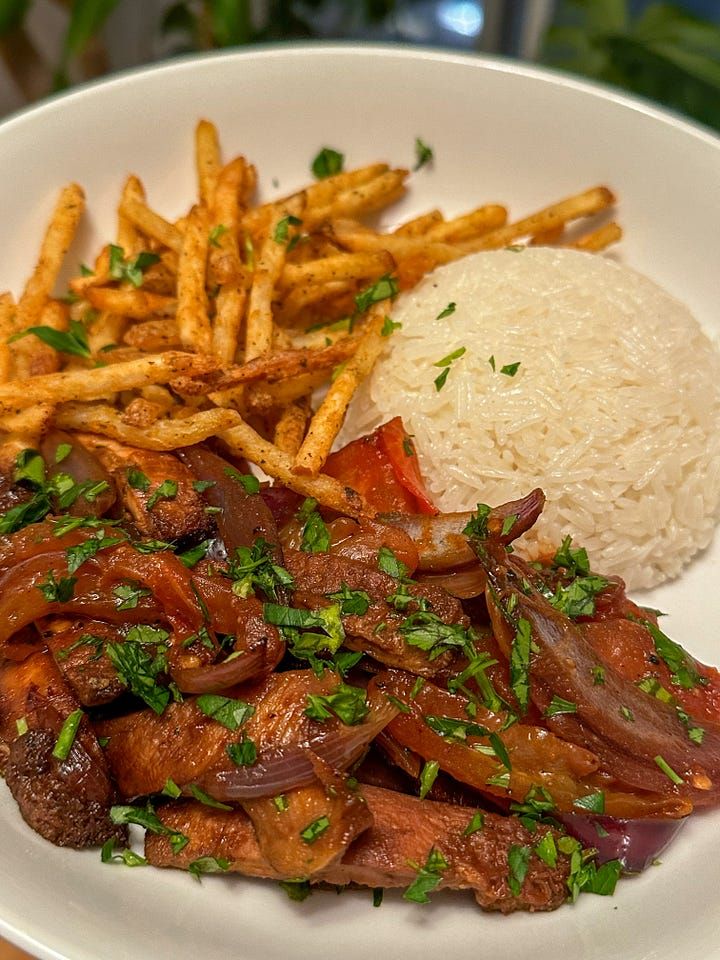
[0,938,34,960]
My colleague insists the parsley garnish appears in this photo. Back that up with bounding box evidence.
[381,315,402,337]
[224,468,260,494]
[297,498,330,553]
[436,302,456,320]
[110,804,189,854]
[188,856,230,880]
[552,536,590,577]
[311,147,344,179]
[279,879,312,901]
[106,638,170,715]
[534,832,558,868]
[510,618,532,714]
[643,619,704,690]
[399,611,475,661]
[507,844,531,896]
[549,575,608,619]
[108,244,160,287]
[413,137,434,170]
[273,214,302,245]
[146,479,178,510]
[187,785,232,811]
[226,735,257,766]
[52,709,83,760]
[264,602,344,652]
[101,838,147,868]
[196,694,255,731]
[462,503,491,541]
[377,545,408,579]
[209,224,228,247]
[227,539,294,602]
[354,274,399,315]
[403,847,448,904]
[654,754,684,785]
[305,683,369,726]
[65,530,124,574]
[500,361,521,377]
[38,570,76,604]
[300,815,330,844]
[544,695,577,717]
[127,467,150,491]
[54,443,72,464]
[433,346,466,391]
[424,715,490,741]
[463,811,485,836]
[573,791,606,814]
[419,759,439,799]
[327,583,371,616]
[177,540,211,568]
[9,318,91,359]
[113,582,151,610]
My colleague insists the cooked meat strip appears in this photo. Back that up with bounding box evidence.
[0,652,125,847]
[40,430,117,517]
[146,784,570,913]
[43,618,127,706]
[241,757,372,877]
[78,435,212,541]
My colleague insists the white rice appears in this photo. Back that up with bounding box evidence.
[341,248,720,589]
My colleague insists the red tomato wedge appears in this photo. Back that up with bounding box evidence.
[325,417,437,515]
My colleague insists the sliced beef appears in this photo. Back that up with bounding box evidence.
[44,619,127,706]
[146,784,570,913]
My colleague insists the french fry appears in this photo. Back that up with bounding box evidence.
[119,196,183,253]
[123,318,181,351]
[221,420,367,516]
[307,169,409,228]
[0,403,54,439]
[280,251,394,289]
[394,209,443,236]
[327,221,461,265]
[293,304,387,476]
[0,351,217,415]
[86,286,176,319]
[87,311,127,354]
[273,395,311,455]
[244,370,329,414]
[120,396,164,429]
[424,204,507,243]
[274,279,355,325]
[16,183,84,332]
[464,186,616,252]
[0,293,14,383]
[173,337,359,397]
[117,175,146,255]
[195,119,221,208]
[12,300,68,378]
[57,403,240,450]
[212,282,246,364]
[176,204,212,354]
[567,221,623,253]
[245,198,304,361]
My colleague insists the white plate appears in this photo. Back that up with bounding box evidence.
[1,44,719,960]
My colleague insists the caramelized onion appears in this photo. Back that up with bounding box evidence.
[192,698,398,800]
[417,565,486,599]
[559,812,687,872]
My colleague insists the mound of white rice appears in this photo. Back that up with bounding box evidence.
[342,248,720,589]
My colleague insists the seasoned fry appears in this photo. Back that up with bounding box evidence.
[212,282,246,364]
[0,403,54,439]
[293,305,387,476]
[57,403,240,450]
[12,299,68,378]
[173,337,359,397]
[176,205,212,354]
[0,351,216,415]
[221,420,367,516]
[424,204,507,242]
[394,209,443,236]
[120,396,164,428]
[86,286,176,319]
[117,175,146,255]
[244,370,329,414]
[281,251,394,289]
[567,221,623,253]
[123,318,181,351]
[307,169,408,228]
[87,310,126,354]
[274,279,355,325]
[273,395,311,455]
[119,196,183,253]
[16,183,84,332]
[0,293,14,384]
[245,198,304,361]
[465,186,616,252]
[195,119,221,208]
[328,222,462,266]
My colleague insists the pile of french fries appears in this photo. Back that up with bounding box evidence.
[0,120,620,515]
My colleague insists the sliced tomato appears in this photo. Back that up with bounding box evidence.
[325,417,436,515]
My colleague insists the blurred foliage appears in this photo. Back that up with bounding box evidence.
[1,0,719,135]
[543,0,720,132]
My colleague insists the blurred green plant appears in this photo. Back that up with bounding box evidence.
[543,0,720,132]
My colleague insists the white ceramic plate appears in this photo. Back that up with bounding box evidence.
[1,44,719,960]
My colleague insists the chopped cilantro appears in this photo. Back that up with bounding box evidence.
[305,683,369,726]
[37,570,77,604]
[507,844,531,896]
[327,583,371,616]
[196,694,255,731]
[224,468,260,494]
[381,315,402,337]
[226,735,257,766]
[9,318,91,359]
[510,618,532,714]
[227,539,294,602]
[209,224,228,247]
[403,847,448,904]
[354,274,398,315]
[52,709,83,760]
[573,791,605,814]
[544,695,577,717]
[300,815,330,844]
[146,479,178,510]
[413,137,434,170]
[113,582,151,610]
[273,214,302,245]
[188,856,230,880]
[433,346,466,391]
[463,811,485,836]
[377,546,408,579]
[436,302,456,320]
[127,467,150,491]
[500,361,521,377]
[108,244,160,287]
[552,535,590,577]
[311,147,344,179]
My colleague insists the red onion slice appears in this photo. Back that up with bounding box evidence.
[190,698,398,800]
[559,812,688,872]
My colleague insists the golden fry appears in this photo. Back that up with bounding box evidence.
[176,204,212,354]
[0,293,15,384]
[221,420,366,516]
[16,183,84,332]
[566,221,623,253]
[119,196,183,253]
[0,403,54,440]
[57,403,240,450]
[195,119,221,208]
[307,169,408,228]
[274,279,355,326]
[86,286,176,319]
[212,282,246,365]
[424,204,507,243]
[0,351,216,415]
[12,300,68,378]
[120,396,164,429]
[123,318,181,351]
[394,209,443,236]
[117,175,146,255]
[273,395,311,456]
[293,305,387,477]
[281,251,394,289]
